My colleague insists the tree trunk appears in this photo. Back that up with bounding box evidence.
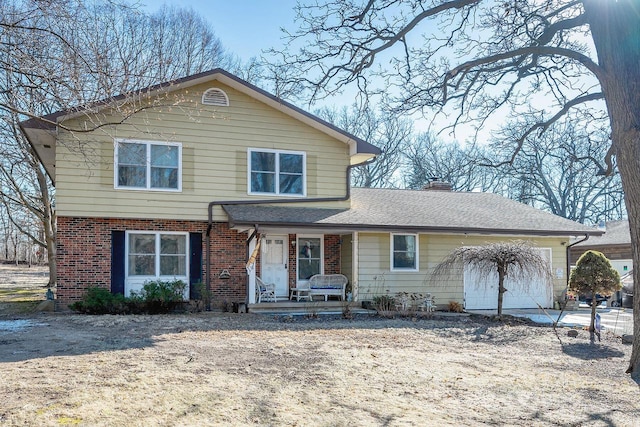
[584,0,640,381]
[589,291,598,344]
[30,149,57,288]
[497,265,506,319]
[39,175,56,288]
[45,216,56,288]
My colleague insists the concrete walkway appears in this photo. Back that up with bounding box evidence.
[468,306,634,336]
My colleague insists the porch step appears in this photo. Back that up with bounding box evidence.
[248,301,369,315]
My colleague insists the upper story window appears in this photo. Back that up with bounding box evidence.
[391,233,418,271]
[248,148,306,196]
[202,88,229,106]
[115,139,182,191]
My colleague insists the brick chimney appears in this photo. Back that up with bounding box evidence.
[422,178,453,191]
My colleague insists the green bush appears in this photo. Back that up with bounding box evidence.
[569,250,621,340]
[69,287,129,315]
[134,279,187,314]
[70,280,187,315]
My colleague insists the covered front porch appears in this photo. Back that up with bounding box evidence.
[243,229,363,306]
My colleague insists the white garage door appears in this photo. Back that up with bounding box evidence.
[464,248,553,310]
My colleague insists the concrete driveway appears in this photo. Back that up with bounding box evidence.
[468,306,634,336]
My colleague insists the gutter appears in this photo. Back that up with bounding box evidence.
[204,157,376,294]
[221,220,601,238]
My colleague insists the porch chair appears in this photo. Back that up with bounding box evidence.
[256,277,276,303]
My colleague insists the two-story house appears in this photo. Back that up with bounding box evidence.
[21,69,600,311]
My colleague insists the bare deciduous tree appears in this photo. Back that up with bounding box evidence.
[272,0,640,379]
[492,118,625,224]
[403,135,498,192]
[316,105,411,187]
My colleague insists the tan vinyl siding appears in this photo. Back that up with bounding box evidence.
[356,232,568,306]
[55,82,351,220]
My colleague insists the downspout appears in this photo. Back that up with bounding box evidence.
[204,157,376,297]
[566,234,590,287]
[549,234,590,321]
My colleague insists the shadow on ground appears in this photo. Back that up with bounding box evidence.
[0,311,585,364]
[561,342,625,360]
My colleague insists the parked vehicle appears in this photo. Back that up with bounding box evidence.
[621,284,634,309]
[580,294,610,307]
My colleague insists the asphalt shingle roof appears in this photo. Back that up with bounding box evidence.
[573,220,630,246]
[223,188,600,236]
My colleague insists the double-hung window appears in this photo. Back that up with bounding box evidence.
[297,236,323,281]
[115,139,182,191]
[391,234,418,271]
[127,232,188,278]
[248,149,305,196]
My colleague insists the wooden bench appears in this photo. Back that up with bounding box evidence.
[308,274,348,301]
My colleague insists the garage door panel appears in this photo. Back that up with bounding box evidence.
[464,248,553,310]
[463,267,498,309]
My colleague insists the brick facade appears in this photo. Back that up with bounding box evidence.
[57,217,344,308]
[57,217,247,309]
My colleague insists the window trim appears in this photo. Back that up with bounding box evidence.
[124,230,190,282]
[296,234,324,284]
[390,233,419,272]
[114,138,183,192]
[247,148,307,197]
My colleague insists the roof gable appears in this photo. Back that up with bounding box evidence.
[20,68,380,183]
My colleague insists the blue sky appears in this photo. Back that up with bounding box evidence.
[140,1,466,140]
[143,1,299,62]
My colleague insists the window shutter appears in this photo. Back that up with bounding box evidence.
[111,231,125,295]
[202,88,229,106]
[189,232,203,299]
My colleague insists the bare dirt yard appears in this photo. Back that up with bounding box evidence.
[1,266,639,426]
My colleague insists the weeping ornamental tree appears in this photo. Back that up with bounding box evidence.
[569,250,621,342]
[432,241,551,319]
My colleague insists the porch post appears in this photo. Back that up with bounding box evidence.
[352,231,359,301]
[247,232,257,304]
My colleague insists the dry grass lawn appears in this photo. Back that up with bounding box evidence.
[0,312,639,426]
[0,264,49,315]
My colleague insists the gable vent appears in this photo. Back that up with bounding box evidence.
[202,88,229,106]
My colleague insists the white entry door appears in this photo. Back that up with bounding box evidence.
[262,235,289,299]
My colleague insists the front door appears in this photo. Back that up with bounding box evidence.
[262,235,289,299]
